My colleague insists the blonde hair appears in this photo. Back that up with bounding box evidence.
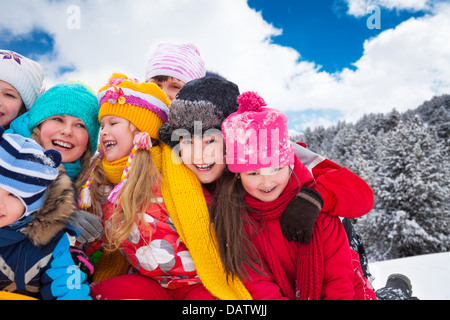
[80,125,162,251]
[105,145,161,250]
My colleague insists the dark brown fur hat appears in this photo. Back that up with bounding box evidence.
[159,76,240,148]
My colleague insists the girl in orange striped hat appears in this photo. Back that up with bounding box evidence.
[79,73,217,300]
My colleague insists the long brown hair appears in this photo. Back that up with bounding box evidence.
[209,170,266,281]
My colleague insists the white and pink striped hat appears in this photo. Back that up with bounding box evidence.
[145,43,206,84]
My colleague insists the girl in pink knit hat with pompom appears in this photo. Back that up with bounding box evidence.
[211,91,372,300]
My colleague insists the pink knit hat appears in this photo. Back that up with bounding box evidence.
[222,91,295,173]
[145,43,206,84]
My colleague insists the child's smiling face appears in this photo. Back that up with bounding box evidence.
[239,166,291,202]
[0,80,24,128]
[39,115,89,163]
[180,132,226,184]
[99,115,138,162]
[0,187,25,228]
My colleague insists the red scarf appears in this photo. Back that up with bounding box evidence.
[244,156,324,300]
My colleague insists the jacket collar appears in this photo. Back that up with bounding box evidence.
[0,228,27,247]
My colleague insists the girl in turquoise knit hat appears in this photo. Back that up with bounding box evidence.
[7,82,99,188]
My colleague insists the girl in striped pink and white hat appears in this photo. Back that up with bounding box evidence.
[145,43,206,101]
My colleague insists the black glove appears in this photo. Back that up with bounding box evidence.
[68,210,103,244]
[69,246,94,278]
[281,188,323,244]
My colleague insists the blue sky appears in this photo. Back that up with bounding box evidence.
[0,29,54,57]
[1,0,427,73]
[1,0,449,133]
[248,0,427,73]
[244,0,433,132]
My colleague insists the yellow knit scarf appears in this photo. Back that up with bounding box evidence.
[159,143,251,300]
[102,156,129,185]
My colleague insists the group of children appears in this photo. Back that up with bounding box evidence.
[0,44,415,300]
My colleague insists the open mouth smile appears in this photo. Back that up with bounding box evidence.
[260,186,276,193]
[194,163,215,171]
[52,140,74,149]
[103,141,117,150]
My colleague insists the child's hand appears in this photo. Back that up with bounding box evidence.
[69,246,94,278]
[281,188,323,244]
[68,210,104,243]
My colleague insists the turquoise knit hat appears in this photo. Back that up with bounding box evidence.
[28,83,100,153]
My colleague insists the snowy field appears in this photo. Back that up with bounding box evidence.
[369,252,450,300]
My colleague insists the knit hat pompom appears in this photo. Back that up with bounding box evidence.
[42,149,62,168]
[106,73,139,87]
[237,91,267,113]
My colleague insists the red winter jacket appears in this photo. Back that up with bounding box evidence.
[243,213,356,300]
[88,184,213,290]
[294,142,374,218]
[294,143,376,299]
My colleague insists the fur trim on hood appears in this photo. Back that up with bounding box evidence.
[22,166,76,247]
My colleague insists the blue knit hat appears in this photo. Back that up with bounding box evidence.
[28,82,100,154]
[0,127,61,222]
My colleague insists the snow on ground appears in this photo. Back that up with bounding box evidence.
[369,252,450,300]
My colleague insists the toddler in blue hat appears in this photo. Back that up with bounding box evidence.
[0,127,91,300]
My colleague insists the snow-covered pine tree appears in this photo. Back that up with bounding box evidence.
[329,123,359,167]
[358,116,450,261]
[345,128,379,187]
[429,105,450,148]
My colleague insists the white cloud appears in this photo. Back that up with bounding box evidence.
[254,1,450,124]
[1,0,449,130]
[345,0,432,17]
[331,2,450,122]
[0,0,282,88]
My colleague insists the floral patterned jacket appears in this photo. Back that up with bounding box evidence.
[91,184,205,289]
